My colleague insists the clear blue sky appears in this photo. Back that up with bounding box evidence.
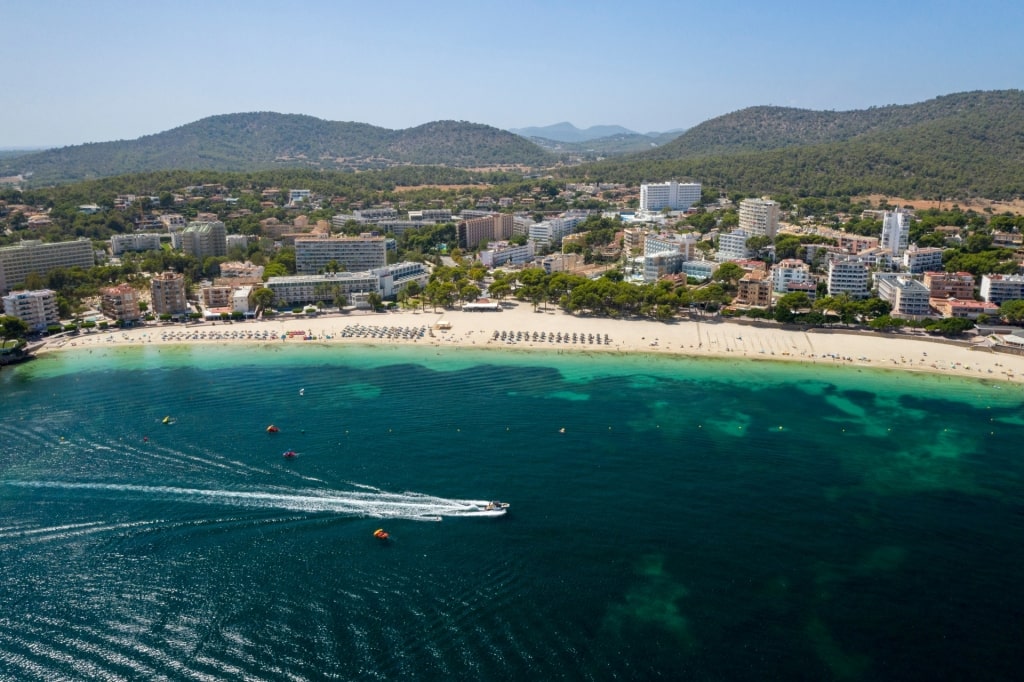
[3,0,1022,148]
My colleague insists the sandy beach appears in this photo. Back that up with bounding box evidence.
[36,303,1024,384]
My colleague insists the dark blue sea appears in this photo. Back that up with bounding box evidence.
[2,343,1024,681]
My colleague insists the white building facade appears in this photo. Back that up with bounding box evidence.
[827,257,871,298]
[639,182,702,212]
[2,289,59,332]
[880,209,910,258]
[738,197,779,238]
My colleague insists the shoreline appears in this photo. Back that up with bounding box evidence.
[31,304,1024,384]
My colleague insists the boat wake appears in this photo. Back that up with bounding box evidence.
[5,480,506,520]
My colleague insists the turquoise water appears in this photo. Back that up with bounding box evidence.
[2,344,1024,680]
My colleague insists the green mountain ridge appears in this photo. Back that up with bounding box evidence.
[565,90,1024,200]
[4,90,1023,200]
[4,113,556,186]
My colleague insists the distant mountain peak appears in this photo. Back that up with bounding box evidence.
[509,122,638,143]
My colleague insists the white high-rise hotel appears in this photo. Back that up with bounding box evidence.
[639,181,702,212]
[880,209,910,257]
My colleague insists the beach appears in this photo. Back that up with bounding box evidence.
[36,303,1024,383]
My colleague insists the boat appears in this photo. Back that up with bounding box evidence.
[266,425,279,433]
[483,501,510,511]
[282,450,297,458]
[162,416,172,424]
[373,528,389,540]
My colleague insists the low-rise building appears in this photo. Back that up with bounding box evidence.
[931,298,1000,320]
[479,241,536,267]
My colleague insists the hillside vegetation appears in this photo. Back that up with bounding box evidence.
[4,91,1023,200]
[3,114,555,186]
[566,90,1024,200]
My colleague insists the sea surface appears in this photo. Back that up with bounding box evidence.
[2,343,1024,681]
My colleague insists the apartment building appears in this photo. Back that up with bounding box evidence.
[150,271,189,317]
[459,214,514,249]
[735,271,772,307]
[642,251,686,282]
[980,274,1024,305]
[875,274,931,318]
[0,238,95,294]
[923,271,975,300]
[295,234,386,274]
[2,289,59,332]
[111,233,162,256]
[639,181,701,212]
[738,197,779,238]
[181,221,227,260]
[717,229,752,262]
[827,257,871,298]
[902,245,944,273]
[100,283,141,323]
[770,258,812,293]
[644,232,698,260]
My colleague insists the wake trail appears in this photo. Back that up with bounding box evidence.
[4,481,505,520]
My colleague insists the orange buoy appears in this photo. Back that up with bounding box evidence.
[373,529,389,540]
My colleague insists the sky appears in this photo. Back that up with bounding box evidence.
[2,0,1022,148]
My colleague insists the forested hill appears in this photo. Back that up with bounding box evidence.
[3,113,556,186]
[643,90,1024,160]
[567,90,1024,200]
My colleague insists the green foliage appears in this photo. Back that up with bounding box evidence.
[924,317,974,335]
[5,114,555,185]
[0,315,30,342]
[999,300,1024,323]
[560,90,1024,200]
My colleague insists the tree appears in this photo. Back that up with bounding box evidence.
[0,315,29,344]
[774,291,812,323]
[999,299,1024,324]
[367,292,383,311]
[251,287,275,313]
[712,262,745,286]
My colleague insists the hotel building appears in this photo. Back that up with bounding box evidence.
[639,182,702,212]
[295,235,387,274]
[0,239,95,295]
[880,209,910,258]
[2,289,59,332]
